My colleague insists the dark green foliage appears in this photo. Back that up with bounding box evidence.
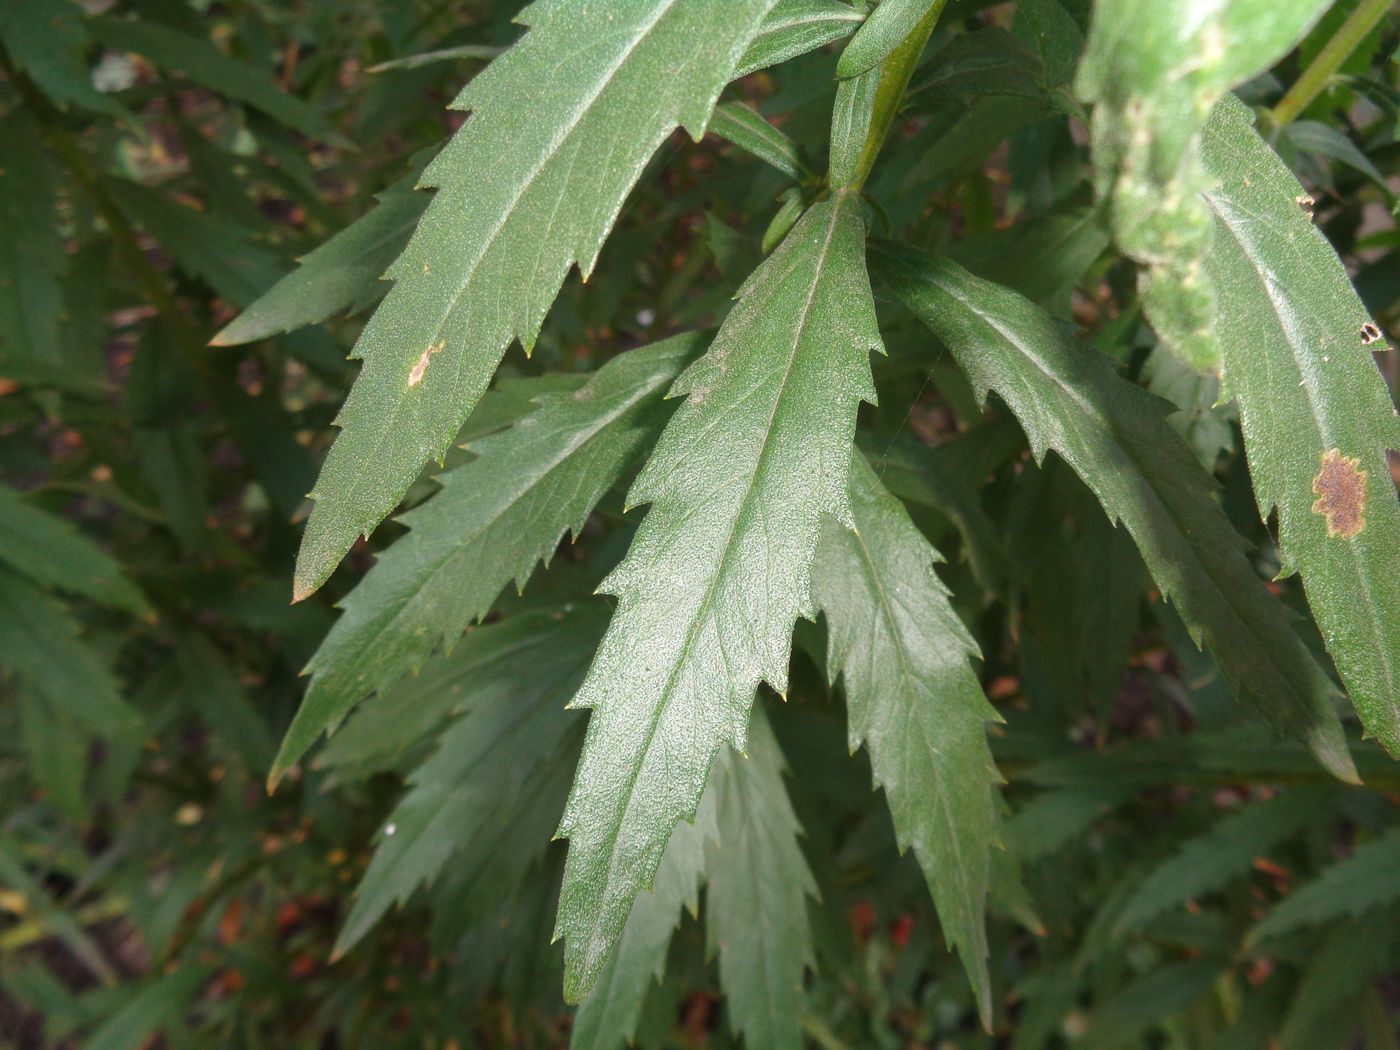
[2,2,1399,1048]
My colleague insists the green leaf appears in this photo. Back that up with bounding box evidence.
[1113,790,1332,934]
[828,64,879,188]
[734,0,865,79]
[1076,0,1331,371]
[272,334,699,781]
[836,0,943,80]
[85,966,214,1050]
[87,14,348,145]
[0,0,128,119]
[1280,916,1398,1050]
[812,454,1003,1021]
[572,783,717,1050]
[1201,95,1400,755]
[334,610,603,955]
[0,565,141,744]
[103,178,286,307]
[710,101,810,182]
[870,244,1356,782]
[212,172,429,345]
[291,0,782,600]
[555,192,881,1000]
[0,484,150,617]
[0,110,66,363]
[706,707,817,1050]
[1248,824,1400,944]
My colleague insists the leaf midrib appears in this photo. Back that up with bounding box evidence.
[593,196,849,935]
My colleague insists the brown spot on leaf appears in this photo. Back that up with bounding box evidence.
[1295,194,1315,218]
[1360,322,1383,346]
[408,340,445,387]
[1311,448,1367,539]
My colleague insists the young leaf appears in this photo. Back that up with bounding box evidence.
[0,484,150,617]
[709,102,810,182]
[291,0,782,600]
[812,454,1003,1022]
[706,707,817,1050]
[1202,96,1400,755]
[734,0,866,79]
[1248,824,1400,944]
[871,244,1355,782]
[273,335,699,782]
[1076,0,1331,371]
[1113,790,1332,934]
[213,172,429,345]
[572,786,717,1050]
[837,0,944,80]
[555,192,881,999]
[334,610,603,955]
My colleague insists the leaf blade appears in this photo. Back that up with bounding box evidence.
[555,192,881,999]
[292,0,782,599]
[871,244,1355,781]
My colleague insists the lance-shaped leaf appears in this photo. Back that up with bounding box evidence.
[871,244,1355,782]
[1248,824,1400,945]
[1202,96,1400,755]
[572,784,717,1050]
[213,172,428,345]
[0,485,150,617]
[734,0,866,79]
[1114,789,1332,934]
[272,335,699,782]
[706,707,817,1050]
[812,454,1004,1023]
[555,192,881,999]
[291,0,781,600]
[837,0,944,79]
[334,610,603,955]
[1076,0,1331,371]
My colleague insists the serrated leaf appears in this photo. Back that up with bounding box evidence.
[273,335,699,781]
[837,0,943,79]
[812,454,1003,1023]
[871,244,1356,781]
[291,0,782,600]
[0,110,66,363]
[1076,0,1331,371]
[1202,95,1400,755]
[706,706,817,1050]
[87,14,348,145]
[0,566,141,745]
[334,609,603,955]
[1248,824,1400,944]
[555,191,881,999]
[213,172,429,345]
[734,0,865,79]
[1114,790,1331,934]
[0,0,128,119]
[0,485,150,617]
[103,178,286,307]
[572,784,716,1050]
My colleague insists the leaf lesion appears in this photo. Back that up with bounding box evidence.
[1311,448,1367,539]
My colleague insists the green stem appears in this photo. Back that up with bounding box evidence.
[1270,0,1390,127]
[839,0,947,192]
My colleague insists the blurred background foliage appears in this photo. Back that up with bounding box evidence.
[0,0,1398,1046]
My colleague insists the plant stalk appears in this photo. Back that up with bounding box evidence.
[1270,0,1391,127]
[840,0,947,192]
